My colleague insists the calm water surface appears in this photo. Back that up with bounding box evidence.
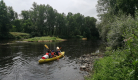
[0,39,103,80]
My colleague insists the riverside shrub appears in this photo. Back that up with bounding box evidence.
[86,12,138,80]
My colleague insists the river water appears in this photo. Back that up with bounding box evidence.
[0,39,103,80]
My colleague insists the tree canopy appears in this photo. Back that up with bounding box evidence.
[0,1,99,39]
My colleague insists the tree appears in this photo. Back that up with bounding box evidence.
[0,0,11,38]
[7,6,19,32]
[46,5,56,36]
[21,10,30,21]
[97,0,138,19]
[55,13,67,36]
[18,2,98,39]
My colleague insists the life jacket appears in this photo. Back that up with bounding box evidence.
[46,53,49,55]
[51,52,55,56]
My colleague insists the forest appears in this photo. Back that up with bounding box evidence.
[0,0,99,39]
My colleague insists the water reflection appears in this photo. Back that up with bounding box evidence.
[0,39,103,80]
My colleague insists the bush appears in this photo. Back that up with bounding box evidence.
[87,12,138,80]
[87,48,135,80]
[106,15,136,49]
[76,35,83,39]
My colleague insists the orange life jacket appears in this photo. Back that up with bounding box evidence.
[51,52,55,56]
[46,53,49,55]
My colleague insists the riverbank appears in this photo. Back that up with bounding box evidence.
[9,32,66,42]
[23,36,66,42]
[82,44,138,80]
[9,32,30,39]
[77,52,104,78]
[3,32,88,42]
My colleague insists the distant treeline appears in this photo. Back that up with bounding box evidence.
[0,0,99,39]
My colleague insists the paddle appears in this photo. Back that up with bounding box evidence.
[44,44,49,49]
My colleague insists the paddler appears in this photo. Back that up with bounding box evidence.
[42,50,49,59]
[48,50,52,58]
[51,50,55,57]
[55,47,61,56]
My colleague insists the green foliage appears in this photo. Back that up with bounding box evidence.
[76,35,83,39]
[10,19,22,32]
[96,13,114,41]
[9,32,30,39]
[97,10,138,49]
[87,44,138,80]
[97,0,138,18]
[0,0,19,39]
[19,3,99,39]
[106,15,134,49]
[0,0,99,39]
[23,36,63,42]
[90,0,138,79]
[97,0,138,47]
[90,11,138,79]
[0,0,11,38]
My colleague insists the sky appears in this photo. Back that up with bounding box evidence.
[3,0,98,19]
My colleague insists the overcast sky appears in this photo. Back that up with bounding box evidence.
[4,0,98,19]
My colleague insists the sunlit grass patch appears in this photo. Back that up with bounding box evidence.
[10,32,30,36]
[23,36,65,42]
[9,32,30,39]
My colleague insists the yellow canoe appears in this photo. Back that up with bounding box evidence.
[38,51,65,63]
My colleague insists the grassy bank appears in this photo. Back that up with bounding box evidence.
[86,37,138,80]
[9,32,66,42]
[23,36,65,42]
[10,32,30,39]
[86,49,128,80]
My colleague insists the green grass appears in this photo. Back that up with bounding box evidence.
[9,32,30,39]
[23,36,65,42]
[86,47,137,80]
[9,32,65,42]
[10,32,30,36]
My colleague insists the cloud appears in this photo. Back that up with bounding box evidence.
[3,0,98,18]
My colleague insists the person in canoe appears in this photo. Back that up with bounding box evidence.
[42,50,52,59]
[48,50,52,58]
[51,50,55,57]
[42,50,49,59]
[55,47,61,56]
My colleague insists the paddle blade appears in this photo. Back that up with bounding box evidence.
[44,44,49,49]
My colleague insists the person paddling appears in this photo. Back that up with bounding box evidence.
[51,50,55,57]
[48,50,52,58]
[42,50,50,59]
[55,47,61,56]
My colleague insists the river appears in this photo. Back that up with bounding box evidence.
[0,39,104,80]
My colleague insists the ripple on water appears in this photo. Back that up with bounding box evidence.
[0,40,102,80]
[1,55,85,80]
